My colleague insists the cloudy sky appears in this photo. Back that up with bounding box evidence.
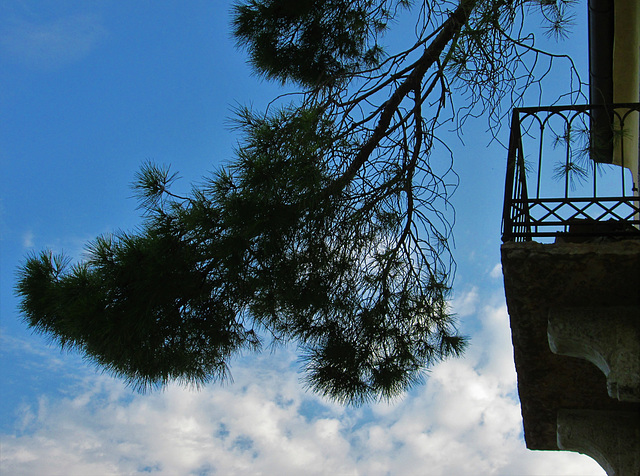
[0,2,606,475]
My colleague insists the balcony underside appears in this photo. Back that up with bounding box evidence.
[501,239,640,450]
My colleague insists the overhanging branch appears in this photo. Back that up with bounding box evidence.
[328,0,478,196]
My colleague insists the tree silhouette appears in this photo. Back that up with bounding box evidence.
[16,0,581,404]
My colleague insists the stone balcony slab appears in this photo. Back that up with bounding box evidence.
[501,240,640,450]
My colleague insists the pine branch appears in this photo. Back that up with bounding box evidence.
[329,0,478,196]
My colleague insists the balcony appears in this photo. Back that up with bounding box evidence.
[500,103,640,473]
[502,103,640,243]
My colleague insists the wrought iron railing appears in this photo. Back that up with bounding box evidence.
[502,103,640,242]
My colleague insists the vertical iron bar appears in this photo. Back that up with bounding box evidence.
[564,123,571,200]
[502,110,518,242]
[536,120,544,200]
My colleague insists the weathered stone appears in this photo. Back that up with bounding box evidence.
[548,306,640,402]
[501,240,640,450]
[557,409,640,476]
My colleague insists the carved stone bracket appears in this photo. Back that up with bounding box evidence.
[548,306,640,402]
[557,409,640,476]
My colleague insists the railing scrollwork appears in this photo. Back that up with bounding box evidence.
[502,103,640,242]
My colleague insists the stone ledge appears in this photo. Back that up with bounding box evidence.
[501,240,640,450]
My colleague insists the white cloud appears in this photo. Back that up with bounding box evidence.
[0,14,107,69]
[22,230,34,248]
[490,263,503,279]
[1,296,605,476]
[451,286,479,317]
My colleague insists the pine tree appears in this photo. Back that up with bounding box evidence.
[16,0,580,404]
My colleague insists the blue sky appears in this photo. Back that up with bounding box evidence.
[0,2,607,475]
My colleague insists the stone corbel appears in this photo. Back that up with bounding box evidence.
[557,409,640,476]
[547,306,640,402]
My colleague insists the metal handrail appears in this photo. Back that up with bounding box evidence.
[502,103,640,242]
